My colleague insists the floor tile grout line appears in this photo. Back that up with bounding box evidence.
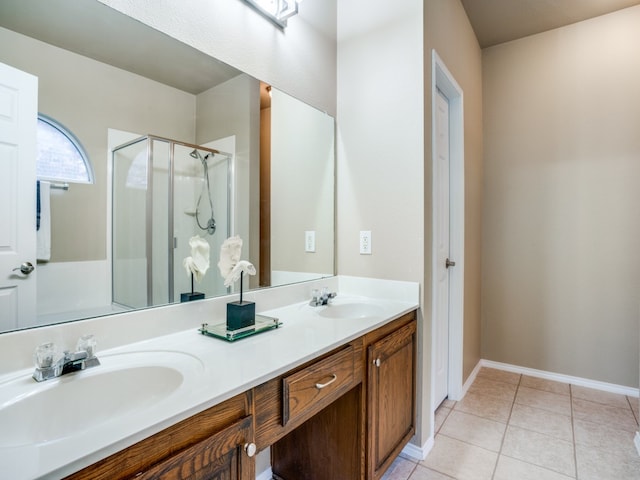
[502,373,578,479]
[490,372,521,480]
[572,398,639,433]
[510,401,572,419]
[497,452,578,479]
[570,384,579,479]
[502,422,574,444]
[481,372,581,402]
[625,394,639,426]
[436,431,502,455]
[573,394,637,412]
[435,403,455,435]
[405,459,418,480]
[447,405,511,425]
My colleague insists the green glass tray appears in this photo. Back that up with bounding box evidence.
[199,314,282,342]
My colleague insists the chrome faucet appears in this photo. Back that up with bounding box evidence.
[309,287,337,307]
[32,335,100,382]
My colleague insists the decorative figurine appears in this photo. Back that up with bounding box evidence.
[181,235,210,302]
[218,236,256,330]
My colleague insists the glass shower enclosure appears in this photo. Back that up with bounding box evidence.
[112,135,232,309]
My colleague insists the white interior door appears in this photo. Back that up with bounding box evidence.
[433,88,451,407]
[0,62,38,331]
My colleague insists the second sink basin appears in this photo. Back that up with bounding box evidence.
[0,350,203,448]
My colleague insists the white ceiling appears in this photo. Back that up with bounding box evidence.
[461,0,640,48]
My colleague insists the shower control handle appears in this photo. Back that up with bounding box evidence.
[13,262,34,275]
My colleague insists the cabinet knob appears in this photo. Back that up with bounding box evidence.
[315,373,337,389]
[374,358,381,367]
[244,442,257,457]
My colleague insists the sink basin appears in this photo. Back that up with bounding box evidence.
[0,351,203,448]
[318,302,384,319]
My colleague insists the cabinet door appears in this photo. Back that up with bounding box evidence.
[367,320,416,480]
[136,415,255,480]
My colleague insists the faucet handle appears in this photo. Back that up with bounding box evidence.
[322,287,337,300]
[34,342,60,369]
[76,334,97,358]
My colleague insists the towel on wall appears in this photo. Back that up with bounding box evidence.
[36,180,51,261]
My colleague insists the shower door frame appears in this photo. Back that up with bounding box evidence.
[112,134,232,308]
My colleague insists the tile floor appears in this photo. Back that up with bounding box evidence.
[382,367,640,480]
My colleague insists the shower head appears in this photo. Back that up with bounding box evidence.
[190,149,208,166]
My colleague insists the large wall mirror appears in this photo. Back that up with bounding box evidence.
[0,0,335,334]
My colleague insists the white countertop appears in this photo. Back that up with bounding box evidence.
[0,280,418,480]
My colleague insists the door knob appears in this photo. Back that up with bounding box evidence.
[445,258,456,269]
[13,262,35,275]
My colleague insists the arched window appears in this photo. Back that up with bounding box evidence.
[36,114,94,184]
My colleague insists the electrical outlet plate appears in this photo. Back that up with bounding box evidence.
[360,230,372,255]
[305,230,316,252]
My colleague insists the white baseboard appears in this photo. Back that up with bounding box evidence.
[401,436,434,462]
[481,359,639,398]
[635,432,640,458]
[460,360,482,399]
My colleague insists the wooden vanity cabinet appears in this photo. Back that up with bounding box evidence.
[268,311,417,480]
[64,392,255,480]
[133,415,254,480]
[365,314,417,480]
[254,340,366,479]
[64,310,417,480]
[253,340,364,450]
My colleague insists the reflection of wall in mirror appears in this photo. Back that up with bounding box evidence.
[271,88,334,284]
[196,74,261,289]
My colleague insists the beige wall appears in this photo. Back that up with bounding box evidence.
[0,27,196,263]
[336,2,424,294]
[271,89,334,277]
[337,0,425,441]
[482,6,640,387]
[424,0,484,385]
[337,0,483,447]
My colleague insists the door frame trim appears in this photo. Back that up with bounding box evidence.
[430,50,465,414]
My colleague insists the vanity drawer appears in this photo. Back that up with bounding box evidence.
[282,344,355,425]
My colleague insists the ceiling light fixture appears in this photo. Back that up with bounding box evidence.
[242,0,302,28]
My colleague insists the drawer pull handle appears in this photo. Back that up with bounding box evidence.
[315,374,337,389]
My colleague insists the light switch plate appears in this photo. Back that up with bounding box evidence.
[360,230,372,255]
[305,230,316,252]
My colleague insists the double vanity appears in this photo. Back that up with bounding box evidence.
[0,277,419,480]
